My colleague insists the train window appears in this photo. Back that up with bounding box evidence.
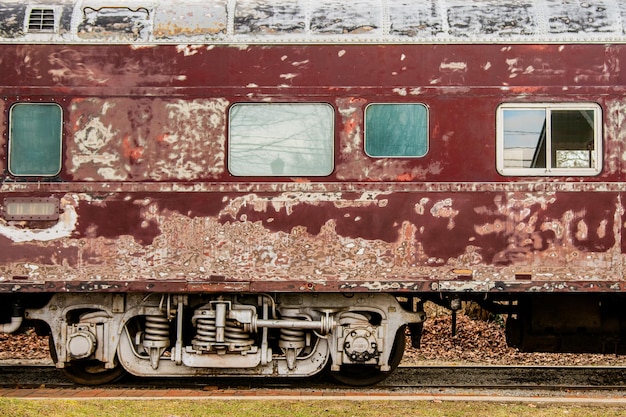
[8,103,62,177]
[365,104,428,157]
[497,103,602,176]
[228,103,334,176]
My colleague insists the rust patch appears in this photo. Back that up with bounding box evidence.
[310,1,380,35]
[77,7,151,42]
[0,188,622,286]
[0,234,80,281]
[152,2,227,39]
[66,98,227,181]
[473,192,618,274]
[0,41,624,292]
[235,0,305,34]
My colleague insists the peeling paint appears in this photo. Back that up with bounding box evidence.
[77,7,151,42]
[0,5,625,297]
[175,44,203,56]
[430,198,458,230]
[440,61,467,71]
[2,1,625,45]
[0,187,620,287]
[0,199,77,243]
[154,2,227,39]
[235,0,305,34]
[67,98,228,181]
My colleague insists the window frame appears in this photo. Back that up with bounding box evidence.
[364,102,429,158]
[496,102,602,176]
[8,102,63,177]
[227,102,335,177]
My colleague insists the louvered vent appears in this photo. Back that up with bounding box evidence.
[28,8,56,32]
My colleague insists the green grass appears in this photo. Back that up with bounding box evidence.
[1,399,626,417]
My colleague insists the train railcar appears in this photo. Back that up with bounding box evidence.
[1,0,626,386]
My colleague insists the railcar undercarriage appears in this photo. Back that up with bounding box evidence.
[5,292,626,385]
[20,292,424,386]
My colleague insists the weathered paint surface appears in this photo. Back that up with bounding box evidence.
[67,98,227,181]
[2,1,626,44]
[78,7,151,41]
[0,188,621,289]
[154,2,227,39]
[1,4,626,294]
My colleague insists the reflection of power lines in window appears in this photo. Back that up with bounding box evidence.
[504,130,541,135]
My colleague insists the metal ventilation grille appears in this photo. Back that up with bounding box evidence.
[28,8,56,32]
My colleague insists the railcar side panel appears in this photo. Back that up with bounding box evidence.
[2,0,626,382]
[0,88,624,291]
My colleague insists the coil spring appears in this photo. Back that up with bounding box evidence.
[143,315,170,346]
[193,317,217,344]
[280,328,306,344]
[278,318,307,351]
[192,315,254,351]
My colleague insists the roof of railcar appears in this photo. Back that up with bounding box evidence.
[1,0,626,44]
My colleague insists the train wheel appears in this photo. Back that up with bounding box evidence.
[329,326,406,386]
[49,336,126,385]
[61,360,126,386]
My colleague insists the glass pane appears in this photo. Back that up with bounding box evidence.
[502,109,546,169]
[229,103,334,176]
[9,103,62,176]
[551,110,595,168]
[365,104,428,157]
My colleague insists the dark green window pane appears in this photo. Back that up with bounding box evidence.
[9,103,62,176]
[365,104,428,157]
[551,110,595,168]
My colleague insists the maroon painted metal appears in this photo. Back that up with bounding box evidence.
[0,17,625,296]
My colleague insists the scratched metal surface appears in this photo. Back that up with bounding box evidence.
[0,1,625,44]
[0,3,625,294]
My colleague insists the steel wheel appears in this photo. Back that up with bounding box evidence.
[49,336,126,385]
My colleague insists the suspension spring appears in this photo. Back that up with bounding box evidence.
[193,316,217,346]
[278,318,307,370]
[279,328,306,348]
[192,313,254,353]
[143,315,170,348]
[225,322,255,348]
[278,316,307,352]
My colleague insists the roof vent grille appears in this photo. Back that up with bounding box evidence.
[28,8,56,32]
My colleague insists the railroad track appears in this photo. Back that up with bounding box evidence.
[2,364,626,393]
[386,366,626,391]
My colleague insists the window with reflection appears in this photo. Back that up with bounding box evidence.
[365,103,428,157]
[229,103,334,176]
[497,103,601,176]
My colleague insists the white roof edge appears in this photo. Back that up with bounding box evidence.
[1,0,625,45]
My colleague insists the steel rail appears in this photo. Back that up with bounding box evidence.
[2,364,626,392]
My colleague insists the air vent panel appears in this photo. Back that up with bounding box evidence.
[28,8,56,32]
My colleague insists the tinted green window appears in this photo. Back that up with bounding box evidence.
[365,104,428,157]
[229,103,334,176]
[9,103,62,176]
